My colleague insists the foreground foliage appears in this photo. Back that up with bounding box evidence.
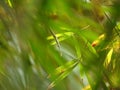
[0,0,120,90]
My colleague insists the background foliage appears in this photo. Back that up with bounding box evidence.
[0,0,120,90]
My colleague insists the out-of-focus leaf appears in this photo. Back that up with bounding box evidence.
[104,48,113,68]
[47,59,79,89]
[7,0,13,8]
[92,34,105,47]
[82,85,91,90]
[47,32,73,40]
[47,32,73,45]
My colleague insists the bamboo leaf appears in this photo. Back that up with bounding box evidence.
[48,59,79,89]
[104,48,113,68]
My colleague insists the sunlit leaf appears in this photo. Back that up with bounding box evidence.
[7,0,13,8]
[48,59,79,89]
[104,48,113,68]
[47,32,73,45]
[82,85,91,90]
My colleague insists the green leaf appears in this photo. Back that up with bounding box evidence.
[104,48,113,68]
[48,59,79,89]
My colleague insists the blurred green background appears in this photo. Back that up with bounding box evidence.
[0,0,120,90]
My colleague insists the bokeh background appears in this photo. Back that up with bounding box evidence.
[0,0,120,90]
